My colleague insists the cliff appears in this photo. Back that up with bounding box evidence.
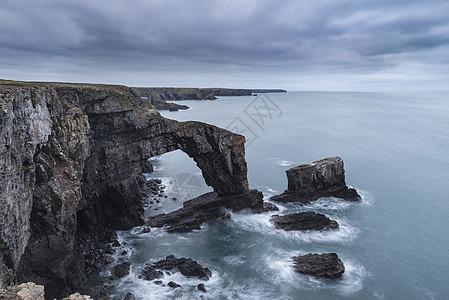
[131,87,287,110]
[0,80,249,298]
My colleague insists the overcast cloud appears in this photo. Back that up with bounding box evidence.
[1,0,448,90]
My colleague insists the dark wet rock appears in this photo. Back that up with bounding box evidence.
[148,190,263,233]
[112,262,131,278]
[292,253,345,278]
[197,283,207,292]
[123,292,136,300]
[111,240,121,247]
[263,201,279,212]
[139,267,164,281]
[153,280,163,285]
[271,212,339,231]
[120,251,128,256]
[142,255,212,281]
[168,281,181,288]
[271,157,361,203]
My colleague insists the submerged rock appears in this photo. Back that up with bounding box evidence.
[147,190,263,233]
[292,253,345,278]
[271,157,361,203]
[271,212,339,231]
[139,255,212,281]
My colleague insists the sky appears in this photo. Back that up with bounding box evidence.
[1,0,449,91]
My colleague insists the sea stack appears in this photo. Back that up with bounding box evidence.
[271,157,361,203]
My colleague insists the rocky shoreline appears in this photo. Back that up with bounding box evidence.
[1,79,360,299]
[0,80,255,299]
[132,87,287,111]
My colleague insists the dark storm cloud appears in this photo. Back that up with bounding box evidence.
[1,0,448,89]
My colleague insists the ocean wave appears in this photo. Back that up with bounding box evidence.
[261,249,367,296]
[229,212,358,244]
[270,158,296,167]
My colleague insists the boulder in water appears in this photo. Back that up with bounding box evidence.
[292,253,345,278]
[271,212,339,231]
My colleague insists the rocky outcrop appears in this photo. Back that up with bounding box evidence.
[271,157,361,203]
[148,189,263,232]
[140,255,212,281]
[131,87,287,111]
[292,253,345,278]
[0,80,250,298]
[271,212,339,231]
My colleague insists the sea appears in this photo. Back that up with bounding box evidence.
[89,91,449,299]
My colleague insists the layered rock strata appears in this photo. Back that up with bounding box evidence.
[0,80,250,298]
[271,157,361,203]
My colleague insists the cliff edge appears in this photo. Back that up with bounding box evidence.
[0,80,249,298]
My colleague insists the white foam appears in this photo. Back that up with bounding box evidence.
[261,249,367,296]
[229,211,358,244]
[301,197,353,211]
[222,255,246,266]
[354,188,376,206]
[110,267,222,300]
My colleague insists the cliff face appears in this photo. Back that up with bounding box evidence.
[0,81,249,297]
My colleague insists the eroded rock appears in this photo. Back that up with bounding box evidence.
[0,81,251,297]
[292,253,345,278]
[271,212,339,231]
[271,157,361,203]
[148,190,263,233]
[140,255,212,281]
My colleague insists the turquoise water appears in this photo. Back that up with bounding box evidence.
[106,92,449,299]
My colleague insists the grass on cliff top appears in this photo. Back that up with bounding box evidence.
[0,79,128,89]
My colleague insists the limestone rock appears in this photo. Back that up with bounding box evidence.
[271,157,361,203]
[292,253,345,278]
[15,282,45,300]
[271,212,339,231]
[66,293,93,300]
[0,81,251,298]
